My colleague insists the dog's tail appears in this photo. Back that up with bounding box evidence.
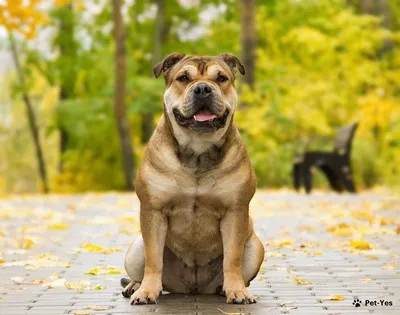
[120,277,131,288]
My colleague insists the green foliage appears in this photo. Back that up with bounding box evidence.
[236,0,400,189]
[1,0,400,193]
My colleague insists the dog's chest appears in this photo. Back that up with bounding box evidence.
[164,172,225,267]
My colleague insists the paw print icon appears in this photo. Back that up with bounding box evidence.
[353,299,362,308]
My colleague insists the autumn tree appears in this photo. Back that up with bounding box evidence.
[112,0,136,190]
[240,0,256,90]
[141,0,167,143]
[1,1,49,193]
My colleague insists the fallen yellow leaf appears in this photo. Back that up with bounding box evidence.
[85,305,110,311]
[321,295,346,301]
[350,240,372,250]
[79,243,121,254]
[84,266,123,276]
[119,228,137,235]
[48,223,69,230]
[65,280,105,291]
[17,237,35,249]
[279,301,294,307]
[274,239,294,247]
[217,308,249,315]
[382,262,396,270]
[292,276,312,285]
[47,278,66,288]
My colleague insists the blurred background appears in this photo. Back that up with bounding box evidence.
[0,0,399,194]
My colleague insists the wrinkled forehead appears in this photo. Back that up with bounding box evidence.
[166,56,234,84]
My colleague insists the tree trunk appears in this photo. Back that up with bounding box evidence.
[9,34,49,193]
[361,0,375,14]
[141,0,166,144]
[57,4,75,172]
[376,0,392,54]
[240,0,256,90]
[112,0,135,191]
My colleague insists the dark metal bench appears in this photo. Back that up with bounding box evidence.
[293,123,358,194]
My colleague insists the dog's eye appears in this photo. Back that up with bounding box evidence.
[217,75,228,83]
[176,75,189,83]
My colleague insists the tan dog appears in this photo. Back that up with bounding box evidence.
[121,53,264,305]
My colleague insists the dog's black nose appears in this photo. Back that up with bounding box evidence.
[193,83,212,98]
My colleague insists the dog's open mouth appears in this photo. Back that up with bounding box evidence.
[173,107,229,132]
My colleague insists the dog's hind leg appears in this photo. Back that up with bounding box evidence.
[122,236,145,298]
[242,231,265,287]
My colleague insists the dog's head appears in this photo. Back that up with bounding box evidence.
[154,53,245,134]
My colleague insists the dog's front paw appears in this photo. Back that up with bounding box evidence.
[225,288,257,304]
[122,280,141,298]
[130,286,161,305]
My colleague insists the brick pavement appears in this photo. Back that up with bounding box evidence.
[0,191,399,315]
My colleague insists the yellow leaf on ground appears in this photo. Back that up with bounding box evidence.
[84,266,123,275]
[217,308,249,315]
[65,280,91,290]
[73,312,90,315]
[46,278,66,289]
[4,253,70,271]
[119,228,137,235]
[79,243,121,254]
[85,305,110,311]
[279,301,294,307]
[91,284,106,290]
[382,262,396,270]
[65,280,105,291]
[350,240,372,250]
[17,237,35,249]
[292,276,312,285]
[48,223,69,230]
[0,260,5,264]
[274,239,294,247]
[321,295,346,301]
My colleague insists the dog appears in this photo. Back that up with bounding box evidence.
[121,53,264,305]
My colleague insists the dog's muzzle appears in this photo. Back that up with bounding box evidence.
[173,83,229,133]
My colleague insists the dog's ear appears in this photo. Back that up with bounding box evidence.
[219,53,245,75]
[153,53,185,78]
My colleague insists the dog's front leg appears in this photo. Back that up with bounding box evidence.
[130,206,167,305]
[220,209,256,304]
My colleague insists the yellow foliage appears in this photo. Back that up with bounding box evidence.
[54,0,85,10]
[0,0,47,39]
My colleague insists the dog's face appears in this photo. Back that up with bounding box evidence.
[154,53,245,134]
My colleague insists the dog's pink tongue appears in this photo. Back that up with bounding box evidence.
[194,109,217,122]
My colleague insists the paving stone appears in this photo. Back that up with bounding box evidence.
[0,191,398,314]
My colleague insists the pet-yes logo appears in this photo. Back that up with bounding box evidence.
[353,298,393,308]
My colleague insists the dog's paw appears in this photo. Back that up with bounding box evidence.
[225,288,257,304]
[130,287,161,305]
[122,281,141,298]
